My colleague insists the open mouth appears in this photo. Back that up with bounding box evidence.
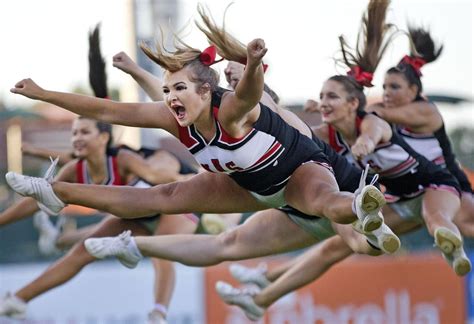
[172,105,186,120]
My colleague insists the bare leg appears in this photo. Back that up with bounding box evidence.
[55,220,103,250]
[453,192,474,238]
[254,236,353,308]
[135,209,319,266]
[14,217,150,302]
[422,189,461,237]
[150,214,198,317]
[285,163,357,224]
[53,172,267,218]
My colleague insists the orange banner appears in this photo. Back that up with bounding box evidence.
[205,254,465,324]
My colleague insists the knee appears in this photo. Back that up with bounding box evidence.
[215,229,240,261]
[64,242,96,267]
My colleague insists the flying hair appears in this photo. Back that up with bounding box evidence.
[338,0,398,75]
[88,23,108,99]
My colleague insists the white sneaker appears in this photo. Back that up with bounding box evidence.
[353,219,401,254]
[434,227,462,254]
[215,281,264,321]
[0,293,27,319]
[353,165,385,232]
[442,247,472,277]
[84,230,142,269]
[33,211,60,256]
[6,158,65,216]
[201,214,228,234]
[147,310,168,324]
[229,263,271,289]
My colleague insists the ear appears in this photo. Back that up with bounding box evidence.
[348,96,359,112]
[408,84,419,99]
[99,132,110,146]
[199,83,212,100]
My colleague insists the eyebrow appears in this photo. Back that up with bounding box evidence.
[162,81,186,88]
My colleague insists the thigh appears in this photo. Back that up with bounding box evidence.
[87,216,151,239]
[422,189,460,220]
[225,209,319,258]
[284,162,342,214]
[154,214,198,235]
[153,172,269,213]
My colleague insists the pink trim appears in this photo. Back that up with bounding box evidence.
[427,184,461,198]
[184,213,200,224]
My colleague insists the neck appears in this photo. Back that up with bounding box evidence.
[330,114,358,144]
[194,98,215,139]
[85,150,108,178]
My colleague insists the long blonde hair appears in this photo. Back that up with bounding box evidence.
[139,4,251,92]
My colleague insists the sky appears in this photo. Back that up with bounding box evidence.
[0,0,472,126]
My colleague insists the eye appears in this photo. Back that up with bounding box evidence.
[176,85,187,91]
[162,88,170,94]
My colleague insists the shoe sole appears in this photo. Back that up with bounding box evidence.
[434,228,462,254]
[361,186,386,232]
[202,214,227,235]
[380,235,401,254]
[454,258,472,276]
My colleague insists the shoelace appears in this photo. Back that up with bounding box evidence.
[44,156,59,182]
[357,164,379,194]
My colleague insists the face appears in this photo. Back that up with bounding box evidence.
[71,118,108,158]
[162,67,209,127]
[224,62,245,90]
[383,73,417,108]
[319,80,357,125]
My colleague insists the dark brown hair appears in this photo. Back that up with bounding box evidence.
[330,0,396,111]
[387,26,443,97]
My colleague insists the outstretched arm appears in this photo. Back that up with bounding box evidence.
[221,39,267,123]
[367,101,442,131]
[22,143,74,166]
[118,149,188,185]
[10,79,176,133]
[351,114,391,160]
[113,51,163,101]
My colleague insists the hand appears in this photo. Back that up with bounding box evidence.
[21,142,36,155]
[224,61,245,90]
[246,38,267,67]
[112,51,137,74]
[10,78,46,100]
[351,136,375,160]
[303,99,319,113]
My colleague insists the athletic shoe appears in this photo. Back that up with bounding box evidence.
[84,230,142,269]
[33,210,60,256]
[5,157,65,215]
[147,310,168,324]
[353,219,401,254]
[0,293,27,319]
[201,214,228,234]
[229,263,271,289]
[353,165,385,232]
[442,246,472,276]
[434,227,462,254]
[215,281,265,321]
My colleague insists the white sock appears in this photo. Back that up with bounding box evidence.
[153,303,168,317]
[128,237,143,258]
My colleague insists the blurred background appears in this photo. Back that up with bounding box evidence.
[0,0,473,323]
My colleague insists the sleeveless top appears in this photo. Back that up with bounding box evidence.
[75,148,124,185]
[176,88,327,195]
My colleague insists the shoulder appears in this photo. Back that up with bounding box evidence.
[312,124,329,142]
[55,159,79,182]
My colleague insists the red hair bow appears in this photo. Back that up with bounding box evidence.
[400,55,426,76]
[200,45,223,66]
[347,66,374,87]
